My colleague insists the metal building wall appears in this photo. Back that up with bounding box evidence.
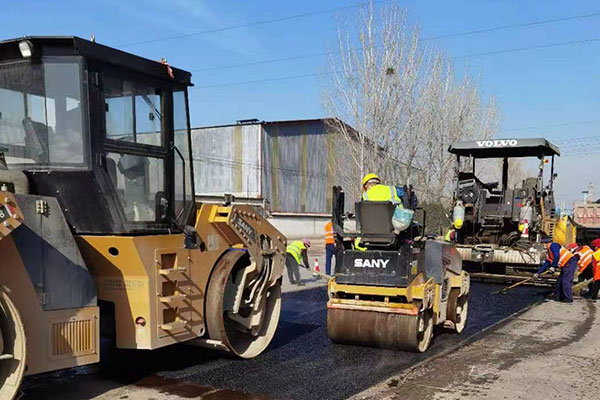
[191,124,261,198]
[261,120,335,214]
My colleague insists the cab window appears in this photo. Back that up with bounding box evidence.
[104,76,163,147]
[0,58,87,168]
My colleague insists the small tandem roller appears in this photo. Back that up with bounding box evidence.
[326,186,470,352]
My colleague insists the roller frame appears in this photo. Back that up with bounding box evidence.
[327,269,469,352]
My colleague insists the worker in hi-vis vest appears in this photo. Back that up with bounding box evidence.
[534,239,578,302]
[361,173,401,203]
[286,239,310,286]
[325,221,335,275]
[354,173,402,251]
[568,242,599,300]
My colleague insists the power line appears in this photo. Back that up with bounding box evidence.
[193,11,600,72]
[451,36,600,59]
[116,0,392,48]
[423,11,600,41]
[500,119,600,133]
[193,36,600,89]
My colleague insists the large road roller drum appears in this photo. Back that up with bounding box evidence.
[205,249,282,358]
[327,306,434,352]
[0,288,26,400]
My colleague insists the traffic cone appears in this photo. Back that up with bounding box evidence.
[521,220,529,239]
[313,258,320,277]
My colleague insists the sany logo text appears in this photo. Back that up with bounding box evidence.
[354,258,390,269]
[475,139,518,148]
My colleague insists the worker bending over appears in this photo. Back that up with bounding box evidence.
[534,240,578,302]
[568,242,600,300]
[286,239,311,286]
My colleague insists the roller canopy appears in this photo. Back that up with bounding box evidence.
[448,138,559,158]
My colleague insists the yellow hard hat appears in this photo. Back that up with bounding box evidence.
[362,173,381,187]
[454,219,463,229]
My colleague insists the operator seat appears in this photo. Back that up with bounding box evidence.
[355,201,397,246]
[22,117,50,162]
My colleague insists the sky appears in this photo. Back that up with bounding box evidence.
[3,0,600,207]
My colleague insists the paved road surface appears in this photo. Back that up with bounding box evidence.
[21,283,547,400]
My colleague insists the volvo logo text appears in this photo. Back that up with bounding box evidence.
[475,139,518,148]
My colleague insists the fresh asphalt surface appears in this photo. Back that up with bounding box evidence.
[22,283,548,400]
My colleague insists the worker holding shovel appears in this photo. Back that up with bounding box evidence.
[568,242,599,300]
[534,239,578,303]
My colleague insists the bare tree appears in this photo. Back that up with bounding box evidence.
[323,1,499,203]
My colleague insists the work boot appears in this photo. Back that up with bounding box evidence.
[296,282,306,286]
[561,299,573,303]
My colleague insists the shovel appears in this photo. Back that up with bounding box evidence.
[493,270,551,295]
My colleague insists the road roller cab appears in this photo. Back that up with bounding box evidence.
[0,36,286,399]
[327,186,470,352]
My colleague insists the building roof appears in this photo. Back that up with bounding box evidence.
[448,138,560,158]
[193,117,336,130]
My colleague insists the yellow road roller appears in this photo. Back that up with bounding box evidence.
[0,36,285,399]
[327,186,469,352]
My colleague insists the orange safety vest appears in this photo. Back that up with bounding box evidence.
[547,245,575,268]
[575,245,595,274]
[325,221,335,245]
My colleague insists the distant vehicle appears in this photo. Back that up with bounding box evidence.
[447,138,574,281]
[573,200,600,244]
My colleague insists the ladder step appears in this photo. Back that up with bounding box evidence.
[159,294,187,304]
[160,320,188,330]
[0,354,14,360]
[158,267,187,277]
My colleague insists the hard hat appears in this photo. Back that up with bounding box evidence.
[591,238,600,249]
[567,243,579,251]
[302,238,311,248]
[540,237,552,244]
[454,219,463,229]
[362,173,381,187]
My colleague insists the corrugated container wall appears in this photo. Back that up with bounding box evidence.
[573,202,600,228]
[261,120,335,214]
[191,125,261,198]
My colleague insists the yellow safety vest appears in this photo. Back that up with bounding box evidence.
[361,184,401,204]
[286,241,306,264]
[353,237,367,252]
[444,229,454,242]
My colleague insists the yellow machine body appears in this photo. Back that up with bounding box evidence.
[0,36,287,400]
[0,197,285,400]
[552,215,577,247]
[327,241,470,353]
[76,203,285,351]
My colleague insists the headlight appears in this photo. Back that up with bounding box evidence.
[18,40,34,58]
